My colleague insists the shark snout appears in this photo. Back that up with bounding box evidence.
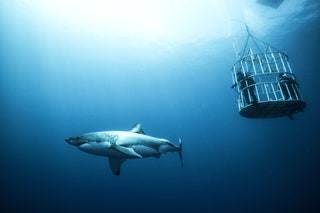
[65,137,75,145]
[65,137,86,146]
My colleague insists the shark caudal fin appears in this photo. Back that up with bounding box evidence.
[178,138,183,168]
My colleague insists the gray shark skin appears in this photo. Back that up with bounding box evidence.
[65,123,183,176]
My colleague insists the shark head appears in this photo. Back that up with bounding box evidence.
[65,132,120,157]
[65,132,103,146]
[65,136,87,146]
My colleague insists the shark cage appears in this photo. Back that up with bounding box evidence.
[231,26,306,119]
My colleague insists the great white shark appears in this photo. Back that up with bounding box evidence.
[65,123,183,175]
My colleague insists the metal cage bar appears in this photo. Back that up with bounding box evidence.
[231,50,306,118]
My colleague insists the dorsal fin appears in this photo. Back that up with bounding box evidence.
[130,123,145,134]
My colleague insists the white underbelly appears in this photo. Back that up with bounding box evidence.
[79,143,161,158]
[133,145,161,158]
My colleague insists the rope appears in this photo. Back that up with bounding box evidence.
[222,0,240,60]
[241,23,283,57]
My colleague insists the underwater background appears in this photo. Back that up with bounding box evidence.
[1,0,319,212]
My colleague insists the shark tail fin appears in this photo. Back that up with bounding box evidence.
[178,138,183,168]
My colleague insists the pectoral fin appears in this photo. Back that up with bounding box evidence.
[108,158,126,176]
[114,145,142,158]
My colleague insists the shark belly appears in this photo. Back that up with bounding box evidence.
[78,139,163,159]
[78,141,159,158]
[78,142,124,158]
[133,145,161,158]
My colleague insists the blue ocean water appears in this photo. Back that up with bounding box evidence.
[1,1,320,212]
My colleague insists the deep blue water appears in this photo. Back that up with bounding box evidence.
[1,1,320,212]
